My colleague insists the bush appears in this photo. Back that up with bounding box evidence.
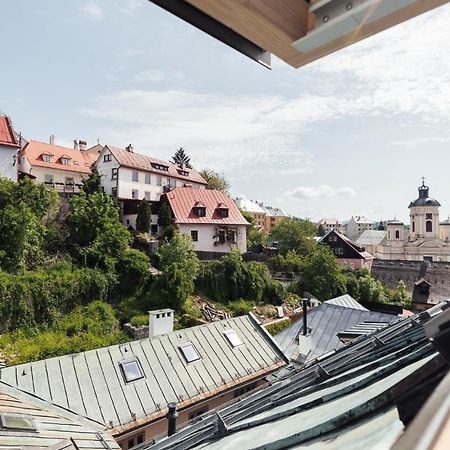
[265,318,292,336]
[130,314,149,327]
[116,248,150,292]
[227,299,256,316]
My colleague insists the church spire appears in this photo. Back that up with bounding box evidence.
[418,176,429,199]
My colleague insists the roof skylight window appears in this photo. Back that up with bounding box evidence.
[0,413,37,431]
[224,329,243,347]
[179,342,201,363]
[119,358,144,383]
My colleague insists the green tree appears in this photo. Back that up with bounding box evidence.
[81,167,104,195]
[199,169,230,194]
[317,223,326,236]
[241,210,268,250]
[300,244,346,301]
[270,217,317,256]
[158,202,173,226]
[136,199,152,233]
[171,147,192,169]
[116,248,150,293]
[357,274,388,303]
[391,280,411,306]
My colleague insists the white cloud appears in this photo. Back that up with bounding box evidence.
[81,2,103,20]
[285,185,356,200]
[132,70,185,83]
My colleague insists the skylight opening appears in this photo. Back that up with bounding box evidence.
[119,358,144,383]
[179,342,201,363]
[224,329,243,347]
[0,413,37,432]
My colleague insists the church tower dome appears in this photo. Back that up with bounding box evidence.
[409,178,440,241]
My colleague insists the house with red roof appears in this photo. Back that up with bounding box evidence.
[0,115,21,180]
[19,138,98,194]
[164,187,249,254]
[95,145,207,231]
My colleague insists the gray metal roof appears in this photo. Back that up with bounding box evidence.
[355,229,387,246]
[274,303,398,362]
[324,294,369,311]
[0,384,120,449]
[145,302,449,450]
[0,314,286,433]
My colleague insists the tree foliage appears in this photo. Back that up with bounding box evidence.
[270,217,317,256]
[317,224,326,236]
[171,147,192,169]
[199,169,230,194]
[136,199,152,233]
[158,202,173,226]
[81,167,104,195]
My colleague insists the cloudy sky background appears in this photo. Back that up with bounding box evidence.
[2,0,450,222]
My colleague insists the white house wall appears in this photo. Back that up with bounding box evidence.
[0,144,17,180]
[25,165,88,185]
[179,224,247,253]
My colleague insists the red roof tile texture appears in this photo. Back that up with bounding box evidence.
[105,145,207,185]
[22,141,98,174]
[0,116,19,148]
[165,187,249,225]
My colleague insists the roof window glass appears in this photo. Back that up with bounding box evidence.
[0,413,37,431]
[179,342,201,363]
[119,358,144,383]
[224,329,243,347]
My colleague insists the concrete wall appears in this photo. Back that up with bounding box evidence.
[0,144,18,180]
[179,224,247,253]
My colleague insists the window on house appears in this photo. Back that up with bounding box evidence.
[144,191,151,201]
[112,187,117,197]
[224,329,243,347]
[42,154,52,163]
[112,168,118,180]
[179,342,201,363]
[132,170,139,182]
[73,161,80,165]
[127,438,135,449]
[426,213,432,219]
[218,229,226,244]
[334,247,344,255]
[61,157,70,165]
[119,358,144,383]
[0,413,37,431]
[151,224,158,235]
[137,434,144,445]
[218,208,229,218]
[226,229,236,243]
[412,221,415,232]
[104,154,111,162]
[329,235,337,242]
[44,174,54,184]
[395,230,400,239]
[145,173,151,184]
[191,230,199,242]
[65,177,74,185]
[157,175,162,186]
[195,207,206,217]
[132,189,139,199]
[426,220,433,232]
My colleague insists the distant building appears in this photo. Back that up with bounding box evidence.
[95,145,207,230]
[0,115,20,180]
[321,229,374,271]
[345,215,374,239]
[165,187,249,254]
[19,139,97,194]
[318,218,344,234]
[234,198,267,230]
[356,229,388,257]
[262,205,287,233]
[0,313,287,447]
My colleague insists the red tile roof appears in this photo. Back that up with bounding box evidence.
[21,141,98,174]
[165,188,249,225]
[105,145,207,185]
[0,116,19,148]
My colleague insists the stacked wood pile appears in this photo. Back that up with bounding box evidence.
[201,302,229,322]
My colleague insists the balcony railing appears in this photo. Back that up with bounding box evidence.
[44,182,83,194]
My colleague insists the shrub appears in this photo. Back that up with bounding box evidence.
[227,299,256,316]
[130,314,149,327]
[265,318,292,336]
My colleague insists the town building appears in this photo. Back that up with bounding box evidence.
[321,229,374,271]
[369,181,450,262]
[165,187,249,254]
[18,138,97,194]
[317,217,344,234]
[345,215,375,239]
[234,198,267,230]
[0,115,20,180]
[355,229,388,256]
[261,205,286,233]
[0,313,287,449]
[95,145,207,230]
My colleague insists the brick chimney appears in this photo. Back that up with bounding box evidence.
[148,309,174,338]
[126,144,134,153]
[79,140,87,151]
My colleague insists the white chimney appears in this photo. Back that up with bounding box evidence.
[126,144,134,153]
[49,135,55,145]
[73,140,79,151]
[79,140,87,151]
[148,309,174,338]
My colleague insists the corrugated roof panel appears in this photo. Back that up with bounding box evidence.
[325,294,369,311]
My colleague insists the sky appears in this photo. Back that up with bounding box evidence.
[2,0,450,223]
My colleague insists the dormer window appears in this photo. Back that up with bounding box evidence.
[42,153,53,163]
[61,156,71,166]
[217,208,229,218]
[194,207,206,217]
[177,169,189,177]
[151,163,169,172]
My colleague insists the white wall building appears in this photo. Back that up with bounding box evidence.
[0,116,20,180]
[318,218,344,234]
[166,187,249,254]
[95,145,207,230]
[345,216,374,239]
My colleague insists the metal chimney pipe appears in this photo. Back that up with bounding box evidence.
[167,402,178,436]
[303,299,308,336]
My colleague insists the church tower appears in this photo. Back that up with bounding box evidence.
[408,179,440,241]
